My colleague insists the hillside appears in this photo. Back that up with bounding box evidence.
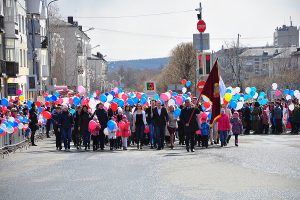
[108,57,169,71]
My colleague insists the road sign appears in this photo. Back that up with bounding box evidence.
[193,33,210,50]
[197,81,206,92]
[145,81,156,92]
[197,20,206,32]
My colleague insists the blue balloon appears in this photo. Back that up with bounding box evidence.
[118,88,123,93]
[100,94,107,102]
[18,116,24,123]
[70,109,76,115]
[27,101,33,108]
[110,91,115,97]
[142,93,148,99]
[1,98,9,106]
[251,87,257,92]
[140,97,147,105]
[284,89,289,95]
[105,92,109,96]
[174,108,181,118]
[208,112,212,120]
[183,94,189,99]
[13,121,18,127]
[289,90,294,97]
[45,96,50,101]
[73,97,80,106]
[160,99,165,105]
[38,107,43,113]
[229,100,237,109]
[127,98,135,106]
[226,89,232,94]
[153,94,159,101]
[107,120,115,130]
[250,91,255,97]
[186,81,191,87]
[261,99,268,105]
[53,92,60,97]
[118,99,125,107]
[0,128,4,135]
[172,92,178,97]
[259,91,265,97]
[23,117,29,123]
[51,95,58,102]
[133,97,139,104]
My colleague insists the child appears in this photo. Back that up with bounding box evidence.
[119,115,131,150]
[261,107,269,134]
[230,111,243,146]
[89,117,101,151]
[108,116,118,151]
[200,117,210,148]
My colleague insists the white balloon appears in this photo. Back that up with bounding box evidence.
[245,87,251,94]
[286,95,292,100]
[168,99,176,106]
[8,117,14,122]
[288,104,295,111]
[235,87,241,94]
[18,123,24,130]
[7,127,14,134]
[253,92,258,99]
[182,87,187,94]
[104,102,110,110]
[107,94,113,102]
[104,128,109,135]
[235,102,243,110]
[294,90,300,99]
[272,83,278,90]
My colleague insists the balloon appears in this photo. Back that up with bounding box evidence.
[288,104,295,111]
[253,92,258,99]
[111,102,118,112]
[122,93,128,101]
[229,100,237,109]
[1,98,9,106]
[160,93,169,101]
[7,127,14,134]
[182,87,187,94]
[118,99,125,107]
[245,87,251,94]
[73,97,80,106]
[203,102,211,109]
[261,99,268,105]
[186,80,191,87]
[174,108,181,118]
[286,95,291,100]
[144,125,150,134]
[104,128,109,135]
[18,123,24,130]
[77,85,86,94]
[38,107,43,113]
[275,90,281,97]
[224,93,232,102]
[113,87,119,94]
[16,89,22,95]
[140,97,147,105]
[110,91,115,97]
[168,99,176,106]
[119,88,123,93]
[272,83,278,90]
[19,95,25,101]
[127,98,135,106]
[107,120,116,130]
[181,79,187,86]
[27,101,33,108]
[53,92,60,97]
[133,97,139,104]
[107,94,113,102]
[36,101,41,108]
[294,90,300,99]
[42,111,52,120]
[235,102,243,110]
[234,87,241,94]
[259,91,265,97]
[100,94,107,102]
[172,92,178,97]
[289,90,294,97]
[51,95,58,102]
[175,96,183,105]
[250,91,255,97]
[153,94,159,101]
[284,89,289,95]
[89,120,97,131]
[70,109,76,115]
[57,98,63,105]
[136,93,142,99]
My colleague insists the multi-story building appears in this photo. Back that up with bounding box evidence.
[274,21,299,47]
[50,16,91,93]
[0,0,5,98]
[87,52,107,93]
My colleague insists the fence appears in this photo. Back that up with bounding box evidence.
[0,125,49,158]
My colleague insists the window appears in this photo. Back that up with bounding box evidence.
[20,49,22,67]
[24,50,27,67]
[5,38,15,61]
[22,16,25,33]
[18,15,21,32]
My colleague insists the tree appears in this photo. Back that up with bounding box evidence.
[156,42,196,92]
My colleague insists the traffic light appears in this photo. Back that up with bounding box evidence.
[205,54,211,74]
[198,54,203,75]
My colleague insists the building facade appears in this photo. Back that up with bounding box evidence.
[274,23,299,47]
[87,52,107,93]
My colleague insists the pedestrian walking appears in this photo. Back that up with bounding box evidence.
[73,106,82,149]
[93,103,109,150]
[200,117,210,148]
[119,115,131,150]
[167,105,177,149]
[153,100,168,150]
[52,106,62,150]
[145,100,156,149]
[217,108,230,147]
[133,103,147,149]
[80,105,92,150]
[89,117,101,151]
[29,102,38,146]
[59,105,74,151]
[230,111,243,146]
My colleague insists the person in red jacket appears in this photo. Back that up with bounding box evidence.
[217,108,230,147]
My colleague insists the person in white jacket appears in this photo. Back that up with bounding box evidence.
[133,103,147,149]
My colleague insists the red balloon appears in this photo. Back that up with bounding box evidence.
[42,111,52,120]
[89,120,97,131]
[69,98,73,105]
[203,102,210,109]
[144,125,150,134]
[2,106,7,114]
[56,98,63,105]
[43,92,49,97]
[14,127,18,133]
[181,79,187,86]
[14,97,19,101]
[45,101,50,107]
[136,93,142,99]
[36,101,42,108]
[122,94,128,101]
[111,102,118,112]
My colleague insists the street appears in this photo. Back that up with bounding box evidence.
[0,135,300,200]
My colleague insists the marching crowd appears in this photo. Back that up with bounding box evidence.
[1,96,299,152]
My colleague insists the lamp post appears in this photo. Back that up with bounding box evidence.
[46,0,58,92]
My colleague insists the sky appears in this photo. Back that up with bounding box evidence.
[56,0,300,61]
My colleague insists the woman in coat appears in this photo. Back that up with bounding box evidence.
[29,102,38,146]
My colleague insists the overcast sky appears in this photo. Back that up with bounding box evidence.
[56,0,300,61]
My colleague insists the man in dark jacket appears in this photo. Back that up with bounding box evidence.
[52,106,62,150]
[242,103,251,135]
[58,106,74,151]
[145,100,156,148]
[179,99,200,152]
[93,103,108,150]
[80,105,92,150]
[153,100,168,150]
[29,102,38,146]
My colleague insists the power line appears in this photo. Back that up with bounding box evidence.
[63,9,194,19]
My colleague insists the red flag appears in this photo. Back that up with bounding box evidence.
[201,60,221,124]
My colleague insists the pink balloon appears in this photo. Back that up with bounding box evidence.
[16,89,22,95]
[77,85,85,94]
[275,90,281,97]
[160,93,169,101]
[176,96,183,105]
[89,120,97,131]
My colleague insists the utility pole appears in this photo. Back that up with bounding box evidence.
[236,33,241,88]
[31,13,37,101]
[195,2,203,96]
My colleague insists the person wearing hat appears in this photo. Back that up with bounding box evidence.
[179,99,200,152]
[58,105,74,151]
[52,106,62,150]
[29,102,39,146]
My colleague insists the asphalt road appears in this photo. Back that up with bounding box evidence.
[0,134,300,200]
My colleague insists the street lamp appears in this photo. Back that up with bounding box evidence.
[47,0,59,91]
